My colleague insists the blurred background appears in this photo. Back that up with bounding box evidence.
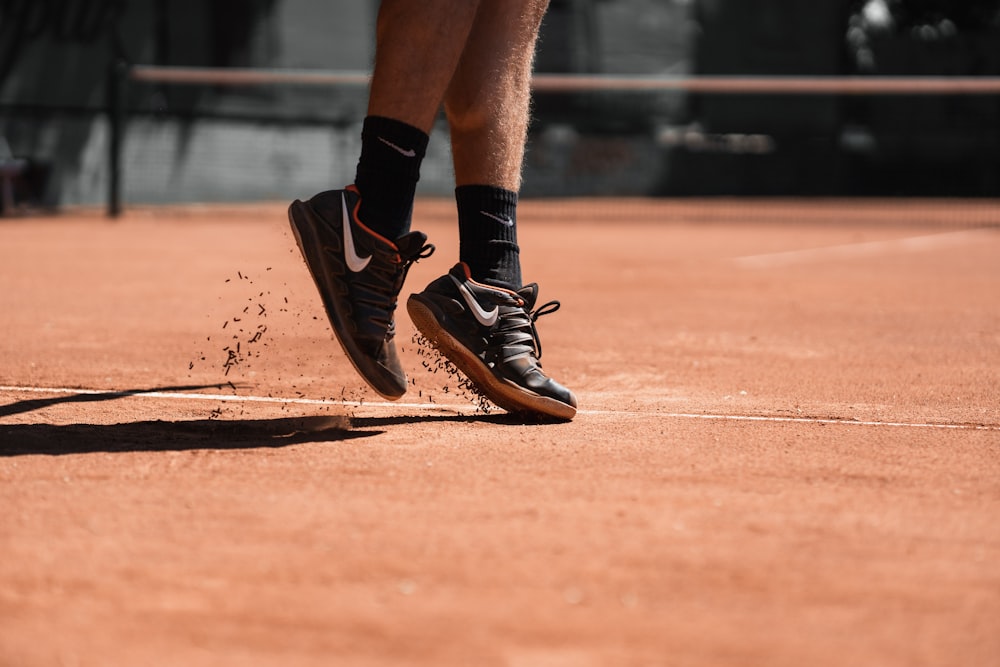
[1,0,998,212]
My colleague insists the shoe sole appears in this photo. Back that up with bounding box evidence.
[288,200,405,400]
[407,296,577,421]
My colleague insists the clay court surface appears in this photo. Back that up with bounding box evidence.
[1,198,998,666]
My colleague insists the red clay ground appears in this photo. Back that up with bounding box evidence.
[1,199,998,667]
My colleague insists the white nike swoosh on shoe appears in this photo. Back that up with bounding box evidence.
[378,136,417,158]
[342,193,372,273]
[450,275,499,327]
[480,210,514,226]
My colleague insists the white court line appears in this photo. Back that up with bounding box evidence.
[2,385,996,431]
[0,385,471,413]
[734,229,993,269]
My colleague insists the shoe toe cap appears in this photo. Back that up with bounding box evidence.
[517,365,577,409]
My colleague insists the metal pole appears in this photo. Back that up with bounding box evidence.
[107,59,127,218]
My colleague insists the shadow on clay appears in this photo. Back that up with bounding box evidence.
[0,415,375,457]
[0,385,565,456]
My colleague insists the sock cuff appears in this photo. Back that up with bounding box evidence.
[362,115,430,158]
[455,184,518,211]
[353,116,428,239]
[456,184,522,288]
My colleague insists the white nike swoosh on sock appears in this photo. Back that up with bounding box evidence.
[378,136,417,158]
[480,210,514,226]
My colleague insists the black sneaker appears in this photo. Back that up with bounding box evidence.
[407,263,577,420]
[288,186,433,399]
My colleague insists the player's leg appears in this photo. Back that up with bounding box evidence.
[356,0,480,241]
[287,0,480,399]
[445,0,547,193]
[367,0,478,135]
[407,0,578,420]
[446,0,548,290]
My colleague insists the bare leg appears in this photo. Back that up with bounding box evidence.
[356,0,485,239]
[444,0,550,189]
[367,0,481,134]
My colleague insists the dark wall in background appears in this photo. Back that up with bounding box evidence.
[658,0,1000,196]
[839,0,1000,196]
[660,0,848,196]
[0,0,370,120]
[0,0,374,206]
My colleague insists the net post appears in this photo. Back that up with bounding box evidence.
[106,59,128,218]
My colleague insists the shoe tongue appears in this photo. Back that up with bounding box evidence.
[394,231,429,259]
[516,283,539,309]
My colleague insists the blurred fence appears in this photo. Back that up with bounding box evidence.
[102,65,1000,218]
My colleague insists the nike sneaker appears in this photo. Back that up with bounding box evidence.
[407,263,577,420]
[288,185,433,399]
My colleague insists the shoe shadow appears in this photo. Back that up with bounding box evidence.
[0,415,374,457]
[0,410,559,457]
[0,386,568,457]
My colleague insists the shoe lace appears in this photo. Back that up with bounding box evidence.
[488,296,561,366]
[397,243,435,292]
[526,299,560,360]
[362,242,435,329]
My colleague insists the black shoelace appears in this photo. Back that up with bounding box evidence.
[360,243,435,330]
[494,297,561,363]
[527,300,560,360]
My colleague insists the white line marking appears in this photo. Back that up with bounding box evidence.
[2,385,996,431]
[734,229,992,269]
[0,385,472,413]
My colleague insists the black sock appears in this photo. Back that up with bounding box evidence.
[353,115,429,240]
[456,185,522,290]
